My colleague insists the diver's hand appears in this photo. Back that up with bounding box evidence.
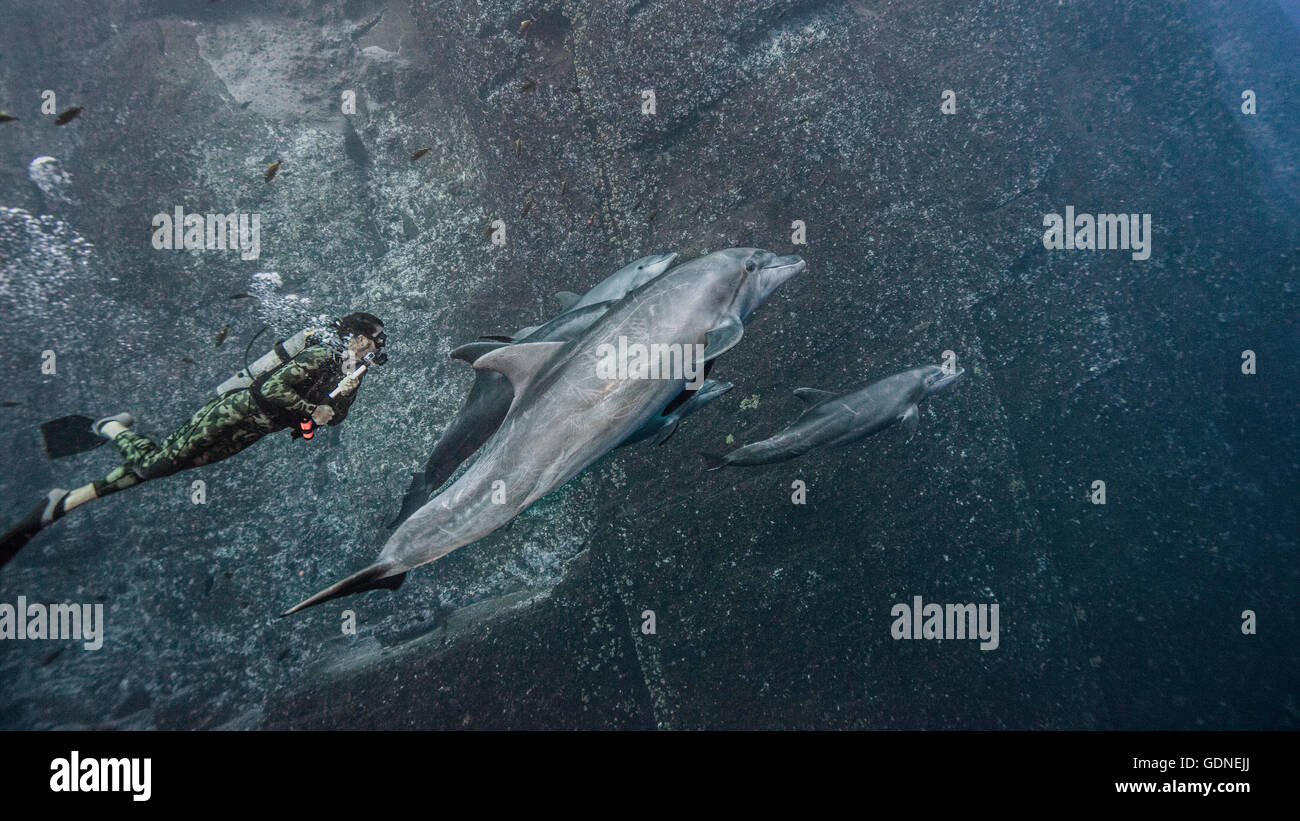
[335,374,361,396]
[311,405,335,426]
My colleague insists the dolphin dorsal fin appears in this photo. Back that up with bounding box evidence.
[793,387,835,406]
[473,341,567,393]
[450,340,507,364]
[703,314,744,361]
[554,291,581,312]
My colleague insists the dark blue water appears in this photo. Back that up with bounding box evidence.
[0,0,1295,730]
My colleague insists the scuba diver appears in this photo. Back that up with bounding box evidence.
[0,312,388,567]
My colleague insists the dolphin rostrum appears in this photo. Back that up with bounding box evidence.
[286,248,804,615]
[388,254,678,529]
[711,364,963,468]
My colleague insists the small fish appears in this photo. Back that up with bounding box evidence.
[570,86,581,93]
[215,325,230,347]
[54,106,84,125]
[519,18,534,37]
[0,111,17,123]
[239,100,252,109]
[2,400,20,408]
[411,148,429,161]
[265,160,280,182]
[229,293,254,300]
[522,198,533,216]
[559,179,568,196]
[520,80,536,92]
[513,137,521,156]
[647,210,658,223]
[181,356,195,364]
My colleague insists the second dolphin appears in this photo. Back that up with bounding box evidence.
[711,364,963,468]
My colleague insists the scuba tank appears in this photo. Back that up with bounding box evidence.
[216,327,326,395]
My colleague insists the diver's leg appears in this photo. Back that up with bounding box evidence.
[3,396,272,569]
[1,415,151,565]
[137,392,273,474]
[70,395,267,508]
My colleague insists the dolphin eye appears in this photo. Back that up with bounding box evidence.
[745,261,756,273]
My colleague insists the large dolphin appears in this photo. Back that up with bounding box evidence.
[710,364,963,468]
[389,254,677,528]
[286,248,804,615]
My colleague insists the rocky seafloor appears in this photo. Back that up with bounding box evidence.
[0,0,1296,729]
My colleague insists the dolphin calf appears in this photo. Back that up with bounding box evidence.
[711,364,963,468]
[619,379,733,448]
[550,251,678,316]
[287,248,804,615]
[388,254,678,529]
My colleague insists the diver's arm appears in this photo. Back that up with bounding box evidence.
[326,387,357,425]
[258,346,335,418]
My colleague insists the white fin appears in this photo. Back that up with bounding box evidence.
[899,404,920,440]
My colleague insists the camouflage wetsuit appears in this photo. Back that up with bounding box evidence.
[92,345,361,498]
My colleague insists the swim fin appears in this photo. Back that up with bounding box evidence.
[40,415,106,458]
[0,500,45,568]
[0,490,67,569]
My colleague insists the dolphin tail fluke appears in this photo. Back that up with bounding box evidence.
[281,563,407,617]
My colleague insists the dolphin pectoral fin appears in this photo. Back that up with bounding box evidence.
[700,451,729,471]
[473,341,567,394]
[450,340,507,365]
[900,404,920,441]
[702,314,744,361]
[281,563,406,617]
[793,387,835,406]
[388,472,428,528]
[651,417,681,446]
[554,291,581,312]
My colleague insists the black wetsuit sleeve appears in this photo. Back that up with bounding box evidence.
[258,346,337,418]
[327,388,356,425]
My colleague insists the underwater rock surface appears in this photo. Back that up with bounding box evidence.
[0,0,1296,729]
